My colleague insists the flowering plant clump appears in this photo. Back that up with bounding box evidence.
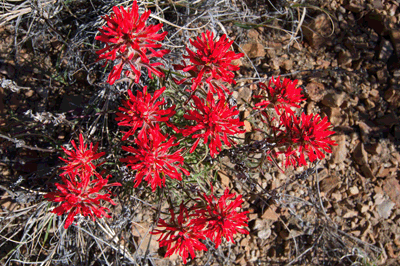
[45,172,121,229]
[182,90,245,157]
[59,134,105,176]
[190,188,249,248]
[40,6,337,264]
[120,132,189,191]
[254,76,305,114]
[96,1,170,84]
[45,135,120,229]
[173,30,243,94]
[115,86,176,141]
[151,204,207,264]
[152,188,248,263]
[271,112,337,167]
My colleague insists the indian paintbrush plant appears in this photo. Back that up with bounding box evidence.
[43,1,337,264]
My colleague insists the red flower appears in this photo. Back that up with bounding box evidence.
[182,91,245,157]
[44,171,121,229]
[173,30,243,94]
[115,86,176,141]
[60,134,105,176]
[96,1,170,84]
[273,112,336,167]
[254,77,305,114]
[151,204,207,264]
[120,132,189,191]
[190,188,249,248]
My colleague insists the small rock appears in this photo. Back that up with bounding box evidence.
[319,175,341,193]
[378,39,394,62]
[376,68,388,83]
[321,91,346,107]
[358,204,369,213]
[248,213,258,221]
[383,177,400,207]
[281,59,293,71]
[302,14,332,49]
[343,210,358,218]
[252,218,266,231]
[358,121,372,143]
[345,3,365,12]
[241,43,266,58]
[240,237,249,247]
[218,171,231,188]
[384,88,397,102]
[390,30,400,57]
[361,165,375,180]
[369,89,380,101]
[305,82,325,102]
[365,143,382,155]
[353,142,368,165]
[25,89,35,98]
[331,135,347,164]
[376,200,395,219]
[247,29,259,40]
[372,0,383,9]
[237,86,252,104]
[365,98,376,110]
[257,227,272,240]
[349,186,359,196]
[261,206,279,221]
[338,50,352,67]
[326,107,342,126]
[316,168,329,180]
[243,120,252,132]
[374,191,385,206]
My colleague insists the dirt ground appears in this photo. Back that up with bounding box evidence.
[1,0,400,265]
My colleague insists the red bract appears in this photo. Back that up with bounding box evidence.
[120,132,189,191]
[254,77,305,114]
[151,204,207,264]
[182,91,245,157]
[273,112,336,167]
[115,86,176,141]
[173,30,243,94]
[96,1,170,84]
[191,188,249,248]
[60,134,105,176]
[44,172,121,229]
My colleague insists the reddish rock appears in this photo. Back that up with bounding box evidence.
[302,14,332,49]
[331,135,347,164]
[241,42,266,58]
[305,82,326,102]
[319,175,341,193]
[383,177,400,207]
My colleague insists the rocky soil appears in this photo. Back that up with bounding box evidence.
[1,0,400,265]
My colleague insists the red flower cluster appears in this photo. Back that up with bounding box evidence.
[152,188,248,264]
[151,204,207,264]
[115,86,176,141]
[45,134,120,229]
[116,87,189,191]
[59,134,105,175]
[96,1,170,84]
[120,132,189,191]
[191,188,249,248]
[174,30,243,94]
[254,76,305,114]
[273,113,336,167]
[45,172,120,229]
[182,91,245,157]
